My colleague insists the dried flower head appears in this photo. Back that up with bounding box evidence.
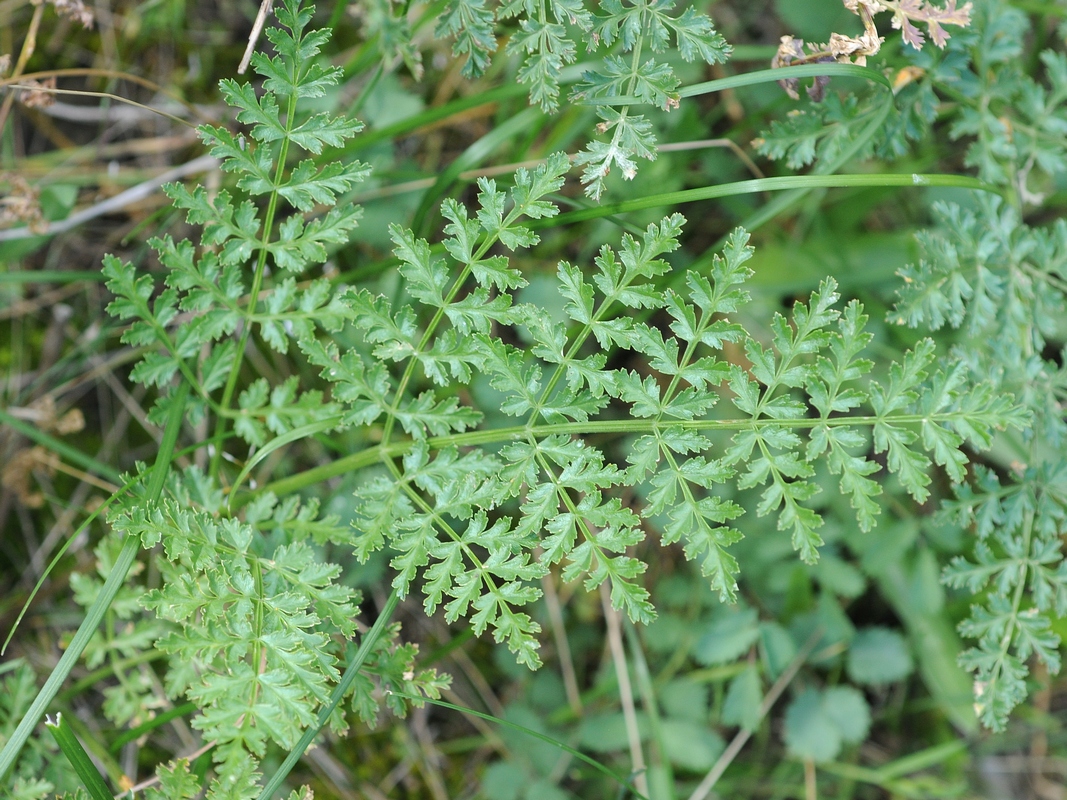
[1,447,59,508]
[885,0,972,49]
[49,0,94,28]
[772,26,883,101]
[826,28,883,66]
[772,36,808,100]
[0,174,46,233]
[843,0,971,50]
[773,0,971,100]
[53,408,86,435]
[5,396,85,433]
[18,77,57,109]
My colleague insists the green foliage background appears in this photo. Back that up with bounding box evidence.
[2,0,1067,798]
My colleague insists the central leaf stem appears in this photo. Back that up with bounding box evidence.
[209,89,299,481]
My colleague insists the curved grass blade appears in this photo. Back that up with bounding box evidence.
[227,415,344,507]
[257,588,401,799]
[0,271,105,283]
[346,61,588,154]
[348,84,530,151]
[578,63,891,106]
[1,475,134,655]
[569,60,900,264]
[109,702,197,752]
[0,408,123,484]
[45,713,112,800]
[0,381,189,783]
[59,650,165,702]
[3,433,232,655]
[3,84,194,128]
[412,106,544,237]
[680,62,893,97]
[623,620,674,799]
[683,66,900,282]
[238,441,386,504]
[537,173,997,227]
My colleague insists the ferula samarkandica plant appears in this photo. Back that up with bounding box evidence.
[5,0,1067,797]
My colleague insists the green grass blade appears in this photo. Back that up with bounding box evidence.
[727,44,783,61]
[109,702,197,752]
[816,761,926,798]
[680,62,894,97]
[0,270,105,283]
[606,63,894,286]
[874,558,978,735]
[0,409,123,484]
[876,739,968,781]
[4,434,231,655]
[1,476,134,655]
[818,745,969,800]
[746,57,918,232]
[46,713,113,800]
[227,415,344,506]
[257,587,401,799]
[60,650,166,702]
[576,64,891,106]
[723,91,892,244]
[239,443,384,503]
[0,657,28,678]
[0,381,189,783]
[348,84,530,151]
[624,620,675,800]
[346,62,587,155]
[537,173,997,227]
[412,106,544,236]
[0,542,143,782]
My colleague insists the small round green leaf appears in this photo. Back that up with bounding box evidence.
[481,762,526,800]
[821,686,871,744]
[722,664,763,732]
[783,689,842,763]
[659,719,725,773]
[693,606,760,665]
[847,627,914,685]
[525,778,571,800]
[659,679,709,723]
[783,686,871,763]
[759,622,798,679]
[577,712,649,753]
[813,555,866,599]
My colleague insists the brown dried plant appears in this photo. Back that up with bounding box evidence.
[48,0,94,28]
[0,174,46,233]
[17,76,56,109]
[773,0,972,99]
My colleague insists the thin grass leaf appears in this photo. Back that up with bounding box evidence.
[108,703,197,752]
[228,414,344,502]
[0,381,188,783]
[0,409,123,484]
[256,588,401,799]
[45,713,112,800]
[538,174,998,228]
[2,477,131,655]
